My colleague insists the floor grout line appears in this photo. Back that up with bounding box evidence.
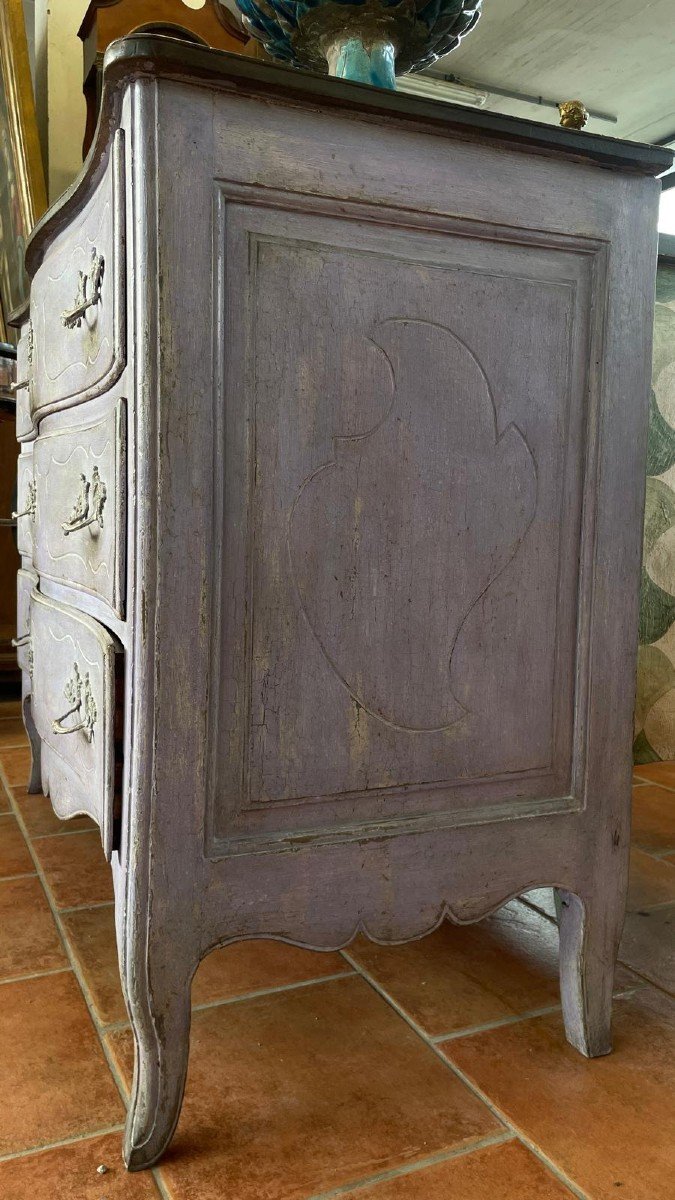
[151,1164,173,1199]
[95,966,648,1041]
[429,974,647,1045]
[190,969,358,1014]
[633,774,675,791]
[431,1003,565,1044]
[305,1129,517,1200]
[446,1063,592,1200]
[31,826,101,841]
[95,970,360,1036]
[98,1020,131,1038]
[614,958,675,996]
[0,965,72,987]
[58,898,116,914]
[340,949,592,1200]
[0,870,38,882]
[0,1123,127,1164]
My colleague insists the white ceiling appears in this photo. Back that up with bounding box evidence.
[430,0,675,143]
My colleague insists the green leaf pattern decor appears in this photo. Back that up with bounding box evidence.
[635,263,675,762]
[235,0,481,88]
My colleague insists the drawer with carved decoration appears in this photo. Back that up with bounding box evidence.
[15,444,36,560]
[33,400,126,618]
[29,129,126,421]
[30,589,123,860]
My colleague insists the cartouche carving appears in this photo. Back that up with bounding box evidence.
[62,466,107,535]
[52,662,97,742]
[289,318,537,731]
[13,478,36,521]
[61,247,105,330]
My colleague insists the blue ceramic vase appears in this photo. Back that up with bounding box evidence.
[235,0,481,90]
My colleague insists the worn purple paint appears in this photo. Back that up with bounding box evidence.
[17,37,667,1170]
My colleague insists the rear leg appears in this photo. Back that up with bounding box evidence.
[558,887,625,1057]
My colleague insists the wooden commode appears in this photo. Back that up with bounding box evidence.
[14,35,672,1168]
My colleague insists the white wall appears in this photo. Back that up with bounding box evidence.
[34,0,89,204]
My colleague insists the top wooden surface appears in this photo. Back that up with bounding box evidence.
[24,31,673,281]
[107,35,674,173]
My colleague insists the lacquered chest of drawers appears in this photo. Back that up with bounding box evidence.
[15,35,671,1169]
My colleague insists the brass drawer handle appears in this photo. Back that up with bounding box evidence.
[12,479,36,520]
[62,467,107,535]
[61,249,105,330]
[52,662,97,742]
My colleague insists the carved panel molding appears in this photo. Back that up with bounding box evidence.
[288,317,537,733]
[206,183,607,856]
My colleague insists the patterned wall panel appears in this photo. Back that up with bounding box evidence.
[635,260,675,762]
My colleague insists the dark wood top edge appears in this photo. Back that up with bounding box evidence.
[104,35,674,173]
[25,34,673,277]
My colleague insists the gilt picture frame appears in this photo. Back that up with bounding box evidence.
[0,0,46,331]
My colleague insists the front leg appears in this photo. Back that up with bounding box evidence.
[120,928,194,1170]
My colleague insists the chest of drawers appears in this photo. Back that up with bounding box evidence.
[16,35,671,1169]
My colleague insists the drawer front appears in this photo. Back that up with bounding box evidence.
[30,590,121,859]
[31,129,126,417]
[15,446,35,559]
[16,567,38,675]
[34,401,126,617]
[15,322,35,442]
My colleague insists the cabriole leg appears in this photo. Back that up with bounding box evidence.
[558,887,625,1058]
[122,949,193,1170]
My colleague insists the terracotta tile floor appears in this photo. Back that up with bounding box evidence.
[1,717,675,1198]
